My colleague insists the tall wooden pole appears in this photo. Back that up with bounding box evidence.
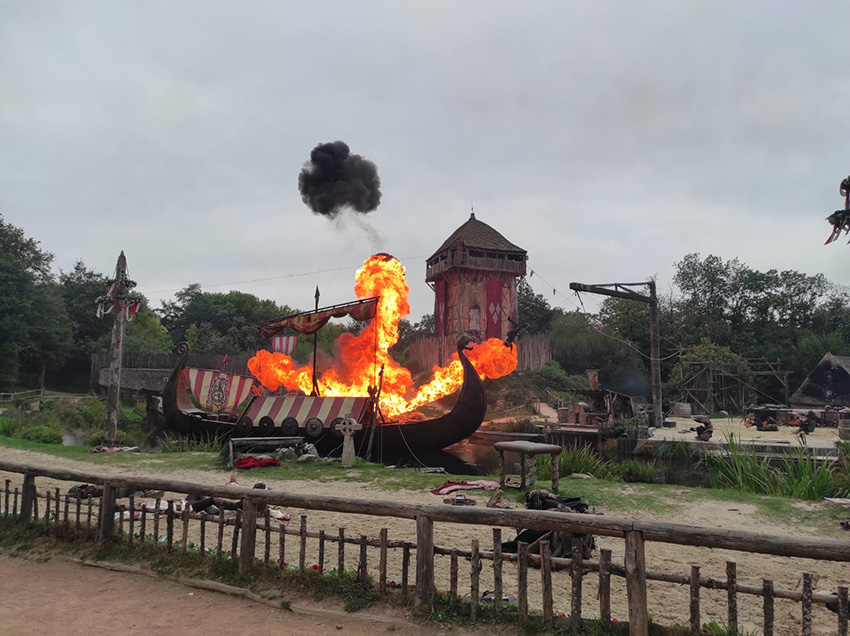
[98,252,135,446]
[648,281,662,429]
[311,286,320,397]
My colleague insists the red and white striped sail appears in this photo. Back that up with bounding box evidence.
[245,395,369,426]
[272,335,298,355]
[182,368,255,415]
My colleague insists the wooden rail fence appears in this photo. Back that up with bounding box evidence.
[0,459,848,636]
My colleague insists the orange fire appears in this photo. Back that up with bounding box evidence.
[247,253,518,418]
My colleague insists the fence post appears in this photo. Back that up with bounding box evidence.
[19,472,35,523]
[239,498,258,575]
[624,530,649,636]
[98,482,117,544]
[414,514,435,612]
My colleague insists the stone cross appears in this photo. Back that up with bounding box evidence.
[339,413,362,468]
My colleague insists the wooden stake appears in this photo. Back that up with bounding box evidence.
[127,495,134,546]
[230,511,241,560]
[624,530,649,636]
[318,529,325,574]
[263,509,271,565]
[449,549,458,606]
[76,491,82,531]
[498,451,506,486]
[239,500,257,575]
[152,497,161,543]
[165,500,174,552]
[181,507,189,552]
[299,515,307,572]
[401,542,411,600]
[837,586,848,636]
[599,548,612,624]
[726,561,738,633]
[140,504,147,545]
[470,539,480,622]
[358,534,367,582]
[19,473,34,522]
[44,490,51,531]
[198,513,205,556]
[62,493,69,525]
[98,483,116,544]
[493,528,503,616]
[517,541,529,619]
[551,453,559,493]
[414,515,435,612]
[689,566,700,636]
[216,510,225,558]
[86,497,93,530]
[379,528,388,592]
[528,455,537,490]
[801,572,813,636]
[3,479,9,517]
[337,527,345,578]
[570,535,583,630]
[541,540,553,629]
[763,579,774,636]
[279,522,286,569]
[117,504,124,538]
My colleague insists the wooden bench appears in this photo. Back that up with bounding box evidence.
[494,441,562,492]
[226,436,304,468]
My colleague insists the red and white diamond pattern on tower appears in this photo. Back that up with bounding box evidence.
[486,280,502,339]
[272,335,298,355]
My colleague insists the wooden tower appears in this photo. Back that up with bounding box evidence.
[426,213,527,358]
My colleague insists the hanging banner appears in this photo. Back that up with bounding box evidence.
[435,279,446,337]
[486,280,502,340]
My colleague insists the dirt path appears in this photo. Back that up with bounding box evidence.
[0,554,446,636]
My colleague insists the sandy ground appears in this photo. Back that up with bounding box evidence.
[652,415,841,450]
[2,444,849,635]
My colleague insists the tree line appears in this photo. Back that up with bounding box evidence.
[3,214,848,404]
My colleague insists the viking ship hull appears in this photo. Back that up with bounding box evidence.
[160,341,487,456]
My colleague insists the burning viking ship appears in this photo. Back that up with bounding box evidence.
[160,254,518,456]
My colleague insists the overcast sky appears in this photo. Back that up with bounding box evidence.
[3,1,850,323]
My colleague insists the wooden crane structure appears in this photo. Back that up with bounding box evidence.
[568,281,662,429]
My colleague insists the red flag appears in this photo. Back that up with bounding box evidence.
[223,354,229,367]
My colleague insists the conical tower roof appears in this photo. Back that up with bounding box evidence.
[429,213,526,260]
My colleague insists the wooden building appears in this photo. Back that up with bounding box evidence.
[426,213,527,359]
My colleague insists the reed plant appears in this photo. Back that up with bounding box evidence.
[707,434,849,500]
[609,460,657,484]
[537,444,609,480]
[159,432,223,453]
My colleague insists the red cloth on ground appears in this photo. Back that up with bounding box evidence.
[235,456,281,469]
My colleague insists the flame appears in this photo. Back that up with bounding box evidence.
[247,253,518,418]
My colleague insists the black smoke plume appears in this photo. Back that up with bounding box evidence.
[298,141,382,218]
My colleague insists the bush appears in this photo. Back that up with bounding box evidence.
[20,425,63,444]
[0,416,19,438]
[85,429,136,447]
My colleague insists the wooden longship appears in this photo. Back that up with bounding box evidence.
[160,338,487,456]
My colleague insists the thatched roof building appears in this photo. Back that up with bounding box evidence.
[789,352,850,409]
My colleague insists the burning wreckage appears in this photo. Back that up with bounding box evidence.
[161,253,518,456]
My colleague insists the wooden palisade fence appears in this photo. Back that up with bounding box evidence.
[0,458,848,636]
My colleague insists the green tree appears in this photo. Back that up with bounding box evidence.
[0,215,71,389]
[159,285,294,353]
[517,279,556,334]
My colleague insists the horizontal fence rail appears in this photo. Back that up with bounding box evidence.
[0,458,847,636]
